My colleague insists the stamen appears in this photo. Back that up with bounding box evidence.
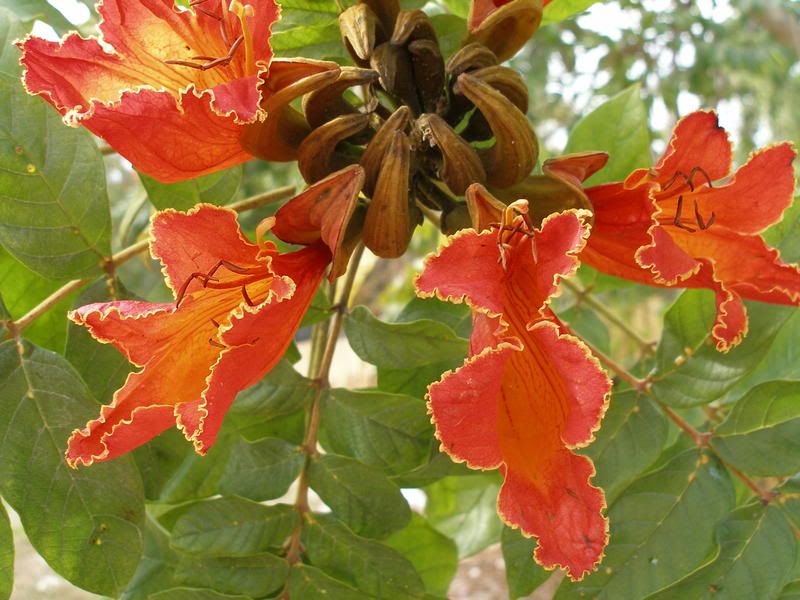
[229,1,256,76]
[672,195,696,233]
[494,200,537,269]
[663,166,715,192]
[693,200,715,231]
[209,337,226,348]
[241,285,256,306]
[163,36,243,72]
[211,318,221,328]
[175,260,267,307]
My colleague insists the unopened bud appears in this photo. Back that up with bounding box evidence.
[360,106,411,196]
[339,4,382,66]
[470,65,529,113]
[371,43,421,114]
[303,67,378,129]
[417,113,486,195]
[408,39,446,113]
[445,42,497,78]
[297,114,369,183]
[391,10,437,46]
[466,0,543,62]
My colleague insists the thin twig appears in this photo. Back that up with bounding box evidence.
[563,279,655,355]
[284,244,366,570]
[6,185,297,336]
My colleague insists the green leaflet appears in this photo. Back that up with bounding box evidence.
[565,85,651,185]
[0,502,12,600]
[140,166,243,211]
[0,339,145,596]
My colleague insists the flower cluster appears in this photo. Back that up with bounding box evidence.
[18,0,799,583]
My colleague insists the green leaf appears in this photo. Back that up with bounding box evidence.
[565,85,651,185]
[345,305,468,369]
[430,14,468,58]
[229,360,314,421]
[302,515,427,599]
[385,514,458,596]
[65,279,132,405]
[0,502,12,600]
[647,503,797,600]
[174,553,288,598]
[378,360,457,399]
[562,450,735,600]
[120,517,180,600]
[287,564,362,599]
[308,454,411,539]
[0,247,79,351]
[0,61,112,279]
[560,303,611,355]
[0,339,145,596]
[140,167,242,211]
[425,474,503,558]
[542,0,603,24]
[219,437,305,501]
[270,0,345,60]
[781,581,800,599]
[171,498,298,558]
[582,391,669,503]
[710,381,800,477]
[150,588,251,600]
[320,388,434,475]
[651,291,796,408]
[396,296,471,339]
[501,527,550,600]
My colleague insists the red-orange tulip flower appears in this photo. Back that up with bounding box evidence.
[66,167,364,467]
[18,0,285,182]
[582,111,799,351]
[415,189,611,580]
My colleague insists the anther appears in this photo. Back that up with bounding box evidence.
[229,1,256,76]
[208,337,226,349]
[164,35,243,72]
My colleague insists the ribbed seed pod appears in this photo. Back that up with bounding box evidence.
[363,131,414,258]
[417,113,486,195]
[360,106,411,196]
[303,67,378,129]
[454,72,538,189]
[297,114,370,183]
[339,4,382,67]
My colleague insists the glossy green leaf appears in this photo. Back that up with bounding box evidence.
[308,454,411,539]
[396,296,471,339]
[501,527,550,600]
[171,498,298,557]
[0,37,111,280]
[711,381,800,477]
[229,360,314,420]
[780,581,800,599]
[150,588,251,600]
[65,279,131,405]
[562,450,735,599]
[378,360,458,399]
[287,564,361,599]
[120,517,180,600]
[345,305,468,369]
[565,85,651,185]
[651,290,795,407]
[320,388,434,475]
[219,437,305,501]
[543,0,603,24]
[0,339,145,596]
[174,553,288,598]
[648,503,797,600]
[270,0,344,60]
[0,247,78,351]
[386,514,458,596]
[0,502,12,600]
[583,391,669,503]
[302,515,427,599]
[140,166,242,211]
[425,474,503,558]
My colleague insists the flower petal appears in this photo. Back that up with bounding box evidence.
[542,151,609,187]
[272,165,365,278]
[626,111,733,189]
[636,224,702,284]
[178,244,330,452]
[150,204,265,298]
[690,143,796,235]
[465,183,505,232]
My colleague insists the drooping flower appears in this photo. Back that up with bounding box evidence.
[18,0,339,182]
[581,110,799,350]
[415,185,611,580]
[66,166,364,467]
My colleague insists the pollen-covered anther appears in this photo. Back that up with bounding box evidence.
[229,1,257,75]
[491,199,537,269]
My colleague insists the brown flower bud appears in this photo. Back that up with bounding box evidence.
[470,65,529,113]
[339,4,383,67]
[465,0,543,62]
[333,203,368,278]
[371,43,421,114]
[454,72,538,189]
[360,106,411,196]
[408,39,446,113]
[363,131,415,258]
[445,42,497,78]
[240,59,340,161]
[297,114,369,183]
[361,0,400,39]
[465,183,506,231]
[492,174,592,226]
[391,10,437,47]
[417,113,486,195]
[303,67,378,129]
[415,176,454,211]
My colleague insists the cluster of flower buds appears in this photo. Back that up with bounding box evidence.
[243,0,545,258]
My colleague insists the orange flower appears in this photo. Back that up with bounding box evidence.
[415,186,611,580]
[66,167,364,467]
[18,0,337,182]
[582,111,799,350]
